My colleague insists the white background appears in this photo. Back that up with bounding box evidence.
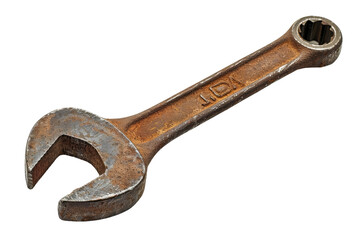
[1,1,359,239]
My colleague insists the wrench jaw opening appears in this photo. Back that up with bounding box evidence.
[25,108,146,221]
[25,135,106,189]
[291,16,342,68]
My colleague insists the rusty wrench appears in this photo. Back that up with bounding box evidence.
[25,16,342,221]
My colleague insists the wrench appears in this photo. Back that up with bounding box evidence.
[25,16,342,221]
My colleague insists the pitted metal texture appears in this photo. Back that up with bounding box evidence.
[26,108,145,220]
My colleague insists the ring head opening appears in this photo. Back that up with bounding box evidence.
[298,20,334,45]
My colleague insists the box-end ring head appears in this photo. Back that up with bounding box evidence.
[291,16,342,67]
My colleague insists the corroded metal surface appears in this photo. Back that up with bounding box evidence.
[25,16,342,221]
[26,108,145,220]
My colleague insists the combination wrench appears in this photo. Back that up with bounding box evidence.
[25,16,342,221]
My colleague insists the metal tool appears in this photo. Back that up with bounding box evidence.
[25,16,342,221]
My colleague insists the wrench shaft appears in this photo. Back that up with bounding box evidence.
[111,32,303,161]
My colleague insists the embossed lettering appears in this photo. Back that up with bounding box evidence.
[209,82,231,97]
[199,75,248,107]
[200,94,211,106]
[229,75,245,89]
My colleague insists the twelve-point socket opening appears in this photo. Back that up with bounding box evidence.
[298,20,334,45]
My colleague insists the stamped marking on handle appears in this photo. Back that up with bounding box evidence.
[126,42,298,144]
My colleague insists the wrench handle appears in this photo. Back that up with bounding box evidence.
[110,17,342,163]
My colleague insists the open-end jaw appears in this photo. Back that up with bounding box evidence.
[25,108,146,221]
